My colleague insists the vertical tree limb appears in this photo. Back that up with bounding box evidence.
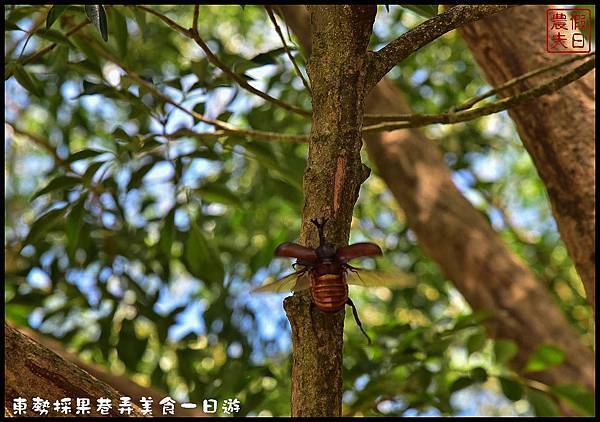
[282,5,376,417]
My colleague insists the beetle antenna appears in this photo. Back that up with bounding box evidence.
[310,218,329,247]
[347,298,372,345]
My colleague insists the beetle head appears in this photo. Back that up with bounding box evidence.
[310,218,336,260]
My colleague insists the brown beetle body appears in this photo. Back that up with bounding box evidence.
[254,218,416,343]
[271,218,383,342]
[310,263,348,313]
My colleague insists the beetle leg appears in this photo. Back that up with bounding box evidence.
[346,298,371,345]
[344,264,366,285]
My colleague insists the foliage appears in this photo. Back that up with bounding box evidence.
[4,4,594,416]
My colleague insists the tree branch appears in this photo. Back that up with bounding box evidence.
[77,33,308,143]
[13,325,206,417]
[135,5,312,118]
[265,6,312,95]
[450,52,595,112]
[5,323,145,417]
[362,57,595,132]
[365,5,511,91]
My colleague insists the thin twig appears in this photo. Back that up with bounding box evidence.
[7,123,64,165]
[365,52,595,122]
[451,52,595,112]
[77,32,309,143]
[265,5,312,95]
[6,10,47,58]
[136,5,311,118]
[362,57,595,133]
[192,5,199,35]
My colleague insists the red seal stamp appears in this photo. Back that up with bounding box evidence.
[546,8,592,53]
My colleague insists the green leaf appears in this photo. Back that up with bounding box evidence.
[466,331,486,355]
[6,304,31,326]
[49,45,70,71]
[12,63,43,96]
[525,345,565,372]
[499,377,523,401]
[159,207,176,257]
[138,137,163,153]
[66,197,86,260]
[71,37,102,66]
[185,219,225,285]
[550,384,595,416]
[250,47,291,66]
[6,21,25,32]
[453,309,491,330]
[127,161,156,190]
[31,175,81,201]
[493,339,518,366]
[81,80,108,96]
[470,367,487,383]
[83,161,107,184]
[527,389,560,416]
[240,140,302,191]
[23,205,69,246]
[195,183,242,207]
[84,5,109,42]
[450,376,473,393]
[193,102,206,116]
[110,8,129,57]
[132,8,147,41]
[46,5,70,29]
[35,28,74,48]
[190,59,210,86]
[67,148,108,163]
[401,5,439,19]
[117,319,148,369]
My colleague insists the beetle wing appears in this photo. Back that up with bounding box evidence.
[337,242,382,262]
[252,271,310,294]
[346,269,416,289]
[275,242,318,263]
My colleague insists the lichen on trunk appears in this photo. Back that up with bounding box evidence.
[283,5,376,417]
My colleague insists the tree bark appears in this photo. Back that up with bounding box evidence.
[278,5,595,397]
[283,5,376,417]
[5,323,144,417]
[458,5,596,311]
[12,325,206,417]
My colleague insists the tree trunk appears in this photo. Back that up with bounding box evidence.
[458,5,596,311]
[5,323,144,417]
[278,5,595,396]
[283,5,376,417]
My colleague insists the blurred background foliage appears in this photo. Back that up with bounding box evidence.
[4,4,594,416]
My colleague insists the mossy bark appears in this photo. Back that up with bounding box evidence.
[283,5,376,417]
[4,323,144,417]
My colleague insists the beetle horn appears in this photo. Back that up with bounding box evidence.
[310,218,329,247]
